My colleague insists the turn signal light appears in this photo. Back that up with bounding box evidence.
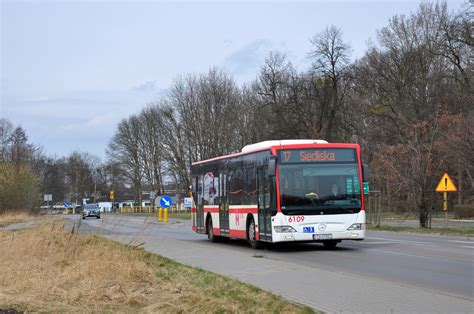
[274,226,297,233]
[347,223,365,231]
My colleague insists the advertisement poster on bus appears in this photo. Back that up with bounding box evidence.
[203,172,219,205]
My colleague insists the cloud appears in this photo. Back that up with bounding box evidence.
[132,80,159,93]
[2,82,166,158]
[59,112,118,132]
[224,40,273,77]
[223,39,290,82]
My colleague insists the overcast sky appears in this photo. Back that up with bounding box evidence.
[1,0,466,159]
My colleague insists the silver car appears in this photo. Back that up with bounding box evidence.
[82,204,101,219]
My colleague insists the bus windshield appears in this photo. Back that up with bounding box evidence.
[279,163,362,215]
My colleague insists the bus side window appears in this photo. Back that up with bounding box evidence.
[197,175,203,206]
[191,176,197,195]
[229,168,243,205]
[243,166,257,205]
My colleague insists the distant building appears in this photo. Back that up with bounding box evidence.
[97,202,112,213]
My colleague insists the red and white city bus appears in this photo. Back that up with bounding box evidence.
[191,140,367,249]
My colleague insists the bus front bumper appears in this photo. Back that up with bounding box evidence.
[271,230,365,243]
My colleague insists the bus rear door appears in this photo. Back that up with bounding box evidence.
[219,172,229,235]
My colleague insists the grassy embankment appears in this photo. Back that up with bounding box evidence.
[367,224,474,236]
[0,211,40,227]
[167,212,192,220]
[0,213,314,313]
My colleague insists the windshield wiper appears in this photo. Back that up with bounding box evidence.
[284,206,359,215]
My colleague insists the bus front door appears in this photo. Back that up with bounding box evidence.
[219,173,229,235]
[257,166,272,241]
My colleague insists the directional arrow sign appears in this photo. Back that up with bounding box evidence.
[160,195,172,208]
[435,173,457,192]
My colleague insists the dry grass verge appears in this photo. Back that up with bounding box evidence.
[0,221,314,313]
[0,210,39,228]
[167,212,192,220]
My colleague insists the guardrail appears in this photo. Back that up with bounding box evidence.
[119,205,189,214]
[119,206,188,223]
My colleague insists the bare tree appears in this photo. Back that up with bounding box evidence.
[169,67,242,161]
[354,2,472,226]
[0,118,14,162]
[254,51,302,139]
[107,116,144,204]
[156,103,190,196]
[138,106,166,195]
[309,25,352,141]
[62,151,97,205]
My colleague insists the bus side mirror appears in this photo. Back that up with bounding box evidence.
[362,164,369,182]
[268,156,277,177]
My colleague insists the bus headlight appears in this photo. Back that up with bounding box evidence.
[347,223,364,231]
[274,226,297,233]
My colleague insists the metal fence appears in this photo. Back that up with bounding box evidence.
[365,190,473,228]
[119,205,189,214]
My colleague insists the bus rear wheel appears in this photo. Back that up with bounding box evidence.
[207,218,218,243]
[248,219,264,250]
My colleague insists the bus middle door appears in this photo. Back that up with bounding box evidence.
[195,176,205,233]
[257,166,272,241]
[219,173,229,235]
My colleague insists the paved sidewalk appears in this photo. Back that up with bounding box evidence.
[106,233,474,313]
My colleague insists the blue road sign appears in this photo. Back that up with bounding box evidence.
[64,202,71,207]
[160,195,172,208]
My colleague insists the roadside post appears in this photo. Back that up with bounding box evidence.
[158,207,163,222]
[64,202,72,215]
[435,173,457,227]
[160,195,172,223]
[109,191,115,214]
[44,194,52,214]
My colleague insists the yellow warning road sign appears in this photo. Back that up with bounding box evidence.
[435,173,457,192]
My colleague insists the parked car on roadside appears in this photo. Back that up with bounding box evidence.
[82,204,100,219]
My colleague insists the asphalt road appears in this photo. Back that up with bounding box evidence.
[378,218,474,228]
[68,214,474,312]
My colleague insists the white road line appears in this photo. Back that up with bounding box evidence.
[344,246,469,263]
[344,240,473,262]
[366,236,437,247]
[448,240,474,244]
[111,217,149,224]
[363,241,398,244]
[344,246,436,259]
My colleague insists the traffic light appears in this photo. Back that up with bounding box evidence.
[109,190,115,200]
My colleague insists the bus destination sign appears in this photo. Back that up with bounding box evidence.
[279,149,356,163]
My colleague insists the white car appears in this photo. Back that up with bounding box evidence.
[82,204,101,219]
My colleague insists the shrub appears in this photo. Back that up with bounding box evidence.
[454,204,474,219]
[0,162,39,213]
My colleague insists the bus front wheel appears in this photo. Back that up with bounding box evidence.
[248,219,264,250]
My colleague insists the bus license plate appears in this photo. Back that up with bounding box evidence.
[313,234,332,240]
[303,227,314,233]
